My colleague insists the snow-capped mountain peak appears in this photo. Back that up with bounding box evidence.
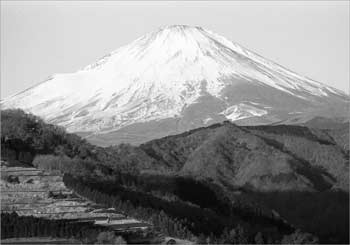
[2,25,348,145]
[82,25,343,97]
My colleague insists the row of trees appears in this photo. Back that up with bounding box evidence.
[63,174,302,244]
[1,212,116,244]
[63,174,197,241]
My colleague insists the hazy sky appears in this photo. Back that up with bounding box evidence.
[1,1,349,99]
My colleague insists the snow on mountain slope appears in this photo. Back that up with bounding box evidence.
[220,103,268,121]
[1,25,348,145]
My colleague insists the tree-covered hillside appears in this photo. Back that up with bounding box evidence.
[1,109,348,243]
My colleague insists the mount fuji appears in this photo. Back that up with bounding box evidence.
[2,25,349,146]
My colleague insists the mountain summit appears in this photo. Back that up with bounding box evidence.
[2,25,348,145]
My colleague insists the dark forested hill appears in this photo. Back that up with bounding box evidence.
[1,109,156,172]
[140,121,349,192]
[1,109,348,243]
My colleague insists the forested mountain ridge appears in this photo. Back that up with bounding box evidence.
[3,108,346,193]
[1,109,349,243]
[140,121,349,192]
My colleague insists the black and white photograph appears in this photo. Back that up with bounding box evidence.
[0,1,349,244]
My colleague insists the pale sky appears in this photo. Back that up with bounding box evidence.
[1,1,349,99]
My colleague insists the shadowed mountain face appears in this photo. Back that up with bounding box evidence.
[139,121,349,192]
[1,25,348,146]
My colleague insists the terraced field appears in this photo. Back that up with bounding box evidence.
[0,161,152,232]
